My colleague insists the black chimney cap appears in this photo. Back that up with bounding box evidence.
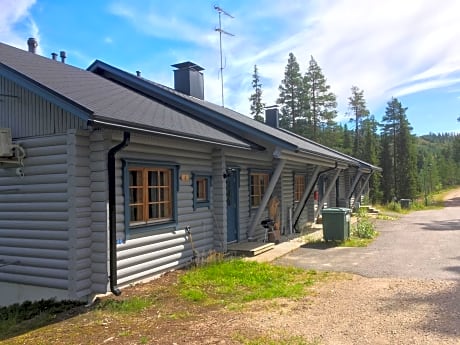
[172,61,204,72]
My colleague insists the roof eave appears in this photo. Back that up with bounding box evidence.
[89,117,255,150]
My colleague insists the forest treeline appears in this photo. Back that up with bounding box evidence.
[249,54,460,204]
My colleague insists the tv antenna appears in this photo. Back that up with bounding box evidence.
[214,5,234,107]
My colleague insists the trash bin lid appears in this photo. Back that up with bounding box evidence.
[322,207,351,213]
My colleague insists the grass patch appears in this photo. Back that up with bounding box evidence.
[178,259,324,306]
[339,211,378,247]
[339,236,376,247]
[96,296,153,313]
[0,299,85,340]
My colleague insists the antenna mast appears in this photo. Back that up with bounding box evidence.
[214,5,234,107]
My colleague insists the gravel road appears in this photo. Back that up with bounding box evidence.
[268,189,460,344]
[276,194,460,280]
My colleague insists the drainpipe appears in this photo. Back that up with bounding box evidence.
[108,131,130,296]
[293,163,337,230]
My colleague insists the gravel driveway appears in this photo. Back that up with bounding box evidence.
[269,189,460,345]
[275,195,460,280]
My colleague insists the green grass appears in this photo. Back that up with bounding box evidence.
[178,259,325,306]
[339,236,376,247]
[96,296,153,313]
[0,299,85,340]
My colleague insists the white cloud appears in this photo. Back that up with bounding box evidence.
[0,0,40,52]
[208,0,460,117]
[108,2,216,47]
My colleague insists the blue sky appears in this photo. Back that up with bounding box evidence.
[1,0,460,135]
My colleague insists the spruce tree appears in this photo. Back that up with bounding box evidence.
[249,65,265,122]
[361,116,381,203]
[304,56,337,142]
[348,86,369,158]
[277,53,303,130]
[380,97,417,201]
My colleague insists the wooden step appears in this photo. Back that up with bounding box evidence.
[227,242,275,257]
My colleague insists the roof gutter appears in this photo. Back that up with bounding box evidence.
[108,131,130,296]
[88,118,257,150]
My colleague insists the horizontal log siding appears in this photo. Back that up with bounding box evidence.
[67,130,97,299]
[114,133,215,286]
[211,149,226,251]
[0,135,69,290]
[0,76,87,138]
[89,130,110,294]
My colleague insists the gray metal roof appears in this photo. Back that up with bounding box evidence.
[0,42,251,149]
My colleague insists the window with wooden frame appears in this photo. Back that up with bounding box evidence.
[192,173,211,209]
[250,172,269,207]
[294,174,306,202]
[126,165,177,228]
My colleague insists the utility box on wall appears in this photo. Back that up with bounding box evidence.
[0,128,13,157]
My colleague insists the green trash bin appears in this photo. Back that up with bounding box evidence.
[322,207,351,241]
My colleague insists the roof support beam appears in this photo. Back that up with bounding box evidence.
[314,168,342,221]
[247,159,286,239]
[292,165,321,225]
[346,170,363,201]
[352,173,372,209]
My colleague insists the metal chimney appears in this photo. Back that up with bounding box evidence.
[27,38,38,53]
[51,52,58,61]
[265,107,279,128]
[171,62,204,100]
[60,51,67,63]
[136,71,141,77]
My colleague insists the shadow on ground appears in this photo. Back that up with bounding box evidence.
[383,257,460,338]
[301,241,341,250]
[416,220,460,231]
[444,197,460,207]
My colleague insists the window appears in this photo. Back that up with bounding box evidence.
[129,167,173,224]
[250,172,269,207]
[193,173,211,209]
[123,161,179,235]
[294,174,306,202]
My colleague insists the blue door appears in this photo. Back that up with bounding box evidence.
[226,169,239,243]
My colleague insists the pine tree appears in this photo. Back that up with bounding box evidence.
[342,123,353,155]
[277,53,303,130]
[304,56,337,142]
[249,65,265,122]
[380,135,394,202]
[348,86,369,158]
[361,116,381,203]
[380,97,417,201]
